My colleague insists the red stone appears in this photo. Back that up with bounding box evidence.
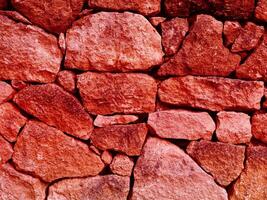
[94,115,139,127]
[223,21,242,46]
[91,123,148,156]
[255,0,267,22]
[149,16,166,26]
[148,110,215,140]
[0,11,32,24]
[14,84,93,139]
[58,33,66,54]
[56,70,76,93]
[0,136,13,164]
[251,112,267,144]
[110,154,134,176]
[0,81,15,104]
[132,137,228,200]
[77,72,157,115]
[13,120,104,182]
[11,80,28,90]
[158,15,240,77]
[65,12,163,72]
[101,151,113,165]
[158,76,264,111]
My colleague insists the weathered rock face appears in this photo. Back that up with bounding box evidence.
[0,81,15,104]
[88,0,161,16]
[110,154,134,176]
[158,15,240,77]
[48,175,130,200]
[0,14,62,83]
[94,115,139,127]
[65,12,163,72]
[56,70,76,93]
[14,84,93,139]
[251,112,267,144]
[158,76,264,111]
[0,163,47,200]
[229,144,267,200]
[255,0,267,22]
[11,0,84,34]
[13,120,104,182]
[132,137,228,200]
[0,136,13,164]
[91,123,148,156]
[148,110,215,140]
[223,21,241,47]
[77,72,157,115]
[216,111,252,144]
[187,140,245,186]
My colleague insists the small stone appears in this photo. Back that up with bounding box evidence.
[11,80,28,90]
[0,11,32,24]
[110,154,134,176]
[91,123,148,156]
[161,17,189,55]
[65,12,163,72]
[132,137,228,200]
[58,33,66,54]
[251,112,267,144]
[187,140,245,186]
[149,16,166,26]
[158,76,264,112]
[255,0,267,22]
[223,21,242,46]
[89,145,101,156]
[101,151,113,165]
[0,136,13,164]
[77,72,157,115]
[148,110,215,140]
[13,120,104,182]
[94,115,139,127]
[14,84,93,139]
[48,175,130,200]
[216,111,252,144]
[56,70,76,93]
[0,81,15,104]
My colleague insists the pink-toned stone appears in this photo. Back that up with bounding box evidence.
[255,0,267,22]
[0,81,15,104]
[132,137,228,200]
[14,84,93,139]
[0,136,13,164]
[0,0,7,9]
[101,151,113,165]
[77,72,157,115]
[187,140,245,186]
[158,76,264,112]
[11,80,28,90]
[0,163,47,200]
[231,22,264,52]
[161,17,189,55]
[251,112,267,143]
[158,15,240,77]
[149,16,166,26]
[223,21,242,46]
[13,120,104,182]
[65,12,163,72]
[0,102,27,142]
[110,154,134,176]
[229,144,267,200]
[0,11,32,24]
[11,0,84,34]
[216,111,252,144]
[94,115,139,127]
[148,110,215,140]
[56,70,76,93]
[88,0,161,16]
[58,33,66,54]
[89,145,101,156]
[48,175,130,200]
[91,123,148,156]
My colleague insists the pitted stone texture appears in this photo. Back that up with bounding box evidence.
[110,154,134,176]
[0,136,13,164]
[65,12,163,72]
[0,81,15,104]
[132,137,228,200]
[252,112,267,144]
[94,115,139,127]
[77,72,157,115]
[56,70,76,93]
[255,0,267,22]
[158,76,264,112]
[0,14,62,83]
[223,21,242,46]
[13,120,104,182]
[14,84,93,139]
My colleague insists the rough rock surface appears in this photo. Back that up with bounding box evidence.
[13,120,104,182]
[158,76,264,111]
[132,137,228,200]
[216,111,252,144]
[158,15,240,77]
[149,16,166,26]
[77,72,157,115]
[91,123,148,156]
[11,80,28,90]
[0,81,15,104]
[101,151,113,165]
[94,115,139,127]
[65,12,163,72]
[223,21,242,47]
[110,154,134,176]
[148,110,215,140]
[255,0,267,22]
[0,136,13,164]
[14,84,93,139]
[0,14,62,83]
[56,70,76,93]
[11,0,84,34]
[48,175,130,200]
[252,112,267,143]
[0,11,32,24]
[187,140,245,186]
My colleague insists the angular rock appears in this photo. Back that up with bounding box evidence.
[11,0,84,34]
[0,164,46,200]
[255,0,267,22]
[65,12,163,72]
[132,137,228,200]
[158,15,240,77]
[158,76,264,111]
[0,136,13,164]
[0,0,7,9]
[161,17,189,55]
[56,70,76,93]
[58,33,66,54]
[77,72,157,115]
[251,112,267,143]
[13,120,104,182]
[0,102,27,142]
[187,140,245,186]
[216,111,252,144]
[48,175,130,200]
[148,110,215,140]
[14,84,93,139]
[91,123,148,156]
[94,115,139,127]
[101,151,113,165]
[110,154,134,176]
[149,16,166,26]
[0,11,32,24]
[0,81,15,104]
[223,21,242,46]
[0,14,62,83]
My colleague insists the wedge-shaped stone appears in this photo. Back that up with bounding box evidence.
[0,136,13,164]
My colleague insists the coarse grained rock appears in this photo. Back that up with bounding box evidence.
[223,21,242,46]
[110,154,134,176]
[56,70,76,93]
[255,0,267,22]
[94,115,139,127]
[251,112,267,144]
[0,136,13,164]
[0,81,15,104]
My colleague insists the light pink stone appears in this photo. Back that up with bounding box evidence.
[94,115,139,127]
[110,154,134,176]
